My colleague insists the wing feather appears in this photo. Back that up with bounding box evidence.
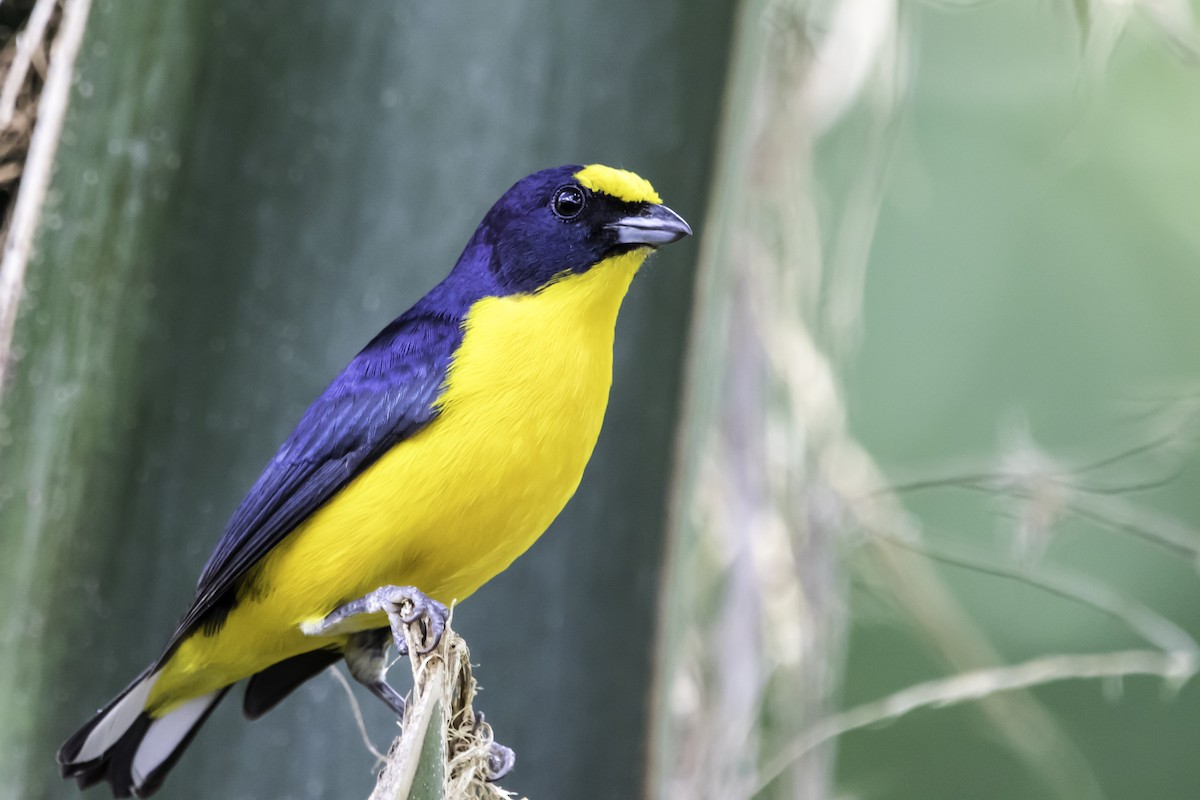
[162,311,463,652]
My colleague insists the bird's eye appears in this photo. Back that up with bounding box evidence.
[551,185,586,220]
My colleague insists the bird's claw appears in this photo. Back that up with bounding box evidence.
[307,585,448,658]
[485,742,515,781]
[388,589,448,656]
[469,709,513,781]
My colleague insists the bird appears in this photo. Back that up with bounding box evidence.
[56,164,691,797]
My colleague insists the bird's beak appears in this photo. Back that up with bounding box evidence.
[609,203,692,247]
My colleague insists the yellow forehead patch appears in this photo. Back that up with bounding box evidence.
[574,164,661,205]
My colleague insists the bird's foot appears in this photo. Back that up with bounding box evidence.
[344,629,407,717]
[470,709,515,781]
[385,587,449,656]
[304,585,448,656]
[486,741,516,781]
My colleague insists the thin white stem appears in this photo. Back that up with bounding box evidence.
[327,665,387,765]
[754,649,1198,793]
[878,532,1200,659]
[0,0,56,128]
[0,0,91,388]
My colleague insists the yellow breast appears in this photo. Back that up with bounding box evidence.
[150,249,647,709]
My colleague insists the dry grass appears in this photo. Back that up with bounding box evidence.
[367,608,520,800]
[0,0,58,235]
[0,0,88,390]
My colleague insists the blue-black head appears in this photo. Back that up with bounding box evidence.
[478,164,691,294]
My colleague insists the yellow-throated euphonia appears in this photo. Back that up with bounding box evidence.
[57,164,691,796]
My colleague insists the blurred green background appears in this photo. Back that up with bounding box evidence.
[841,3,1200,799]
[3,0,1200,798]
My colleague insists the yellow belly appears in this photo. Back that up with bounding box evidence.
[148,249,647,712]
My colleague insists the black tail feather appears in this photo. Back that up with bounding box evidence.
[58,666,155,781]
[58,675,229,798]
[130,687,229,797]
[243,647,341,720]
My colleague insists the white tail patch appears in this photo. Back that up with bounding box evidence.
[73,673,157,762]
[131,691,221,790]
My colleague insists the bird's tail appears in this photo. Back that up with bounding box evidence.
[57,668,228,798]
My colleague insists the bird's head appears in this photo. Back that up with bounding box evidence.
[481,164,691,293]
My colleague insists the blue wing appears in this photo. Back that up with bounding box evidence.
[164,310,464,649]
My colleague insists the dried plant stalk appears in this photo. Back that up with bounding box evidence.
[369,611,521,800]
